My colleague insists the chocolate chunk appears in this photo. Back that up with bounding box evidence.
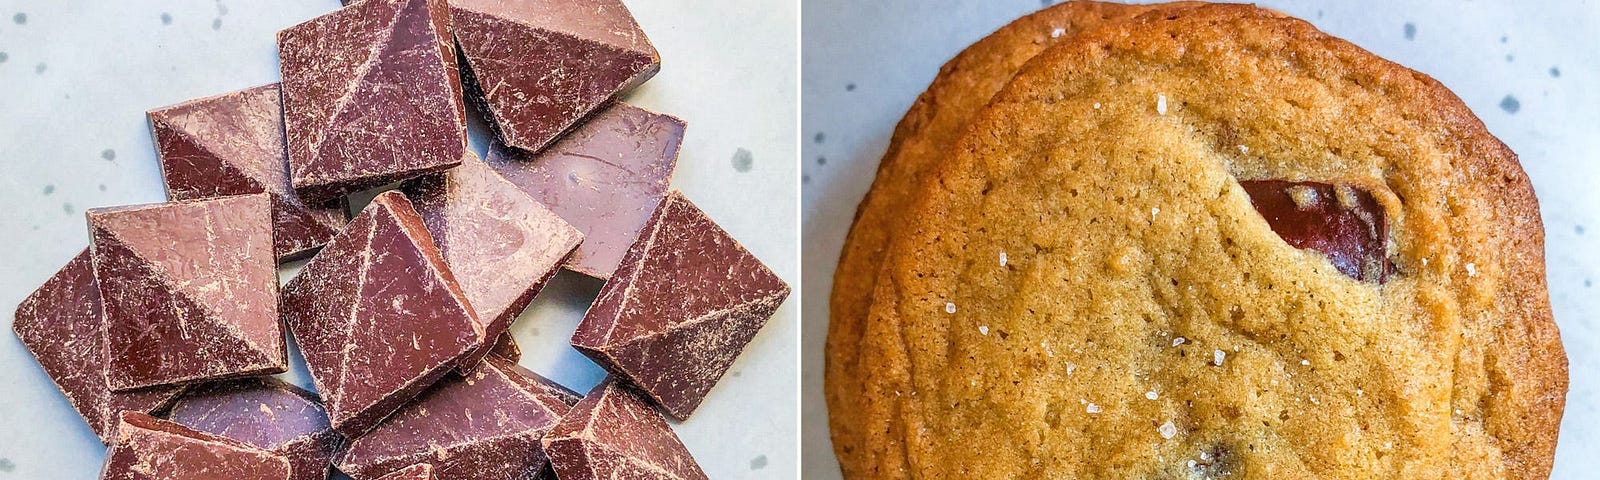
[489,332,521,363]
[90,194,286,391]
[541,378,707,480]
[1240,180,1390,282]
[402,152,583,371]
[148,83,346,261]
[336,356,579,480]
[12,250,186,443]
[451,0,660,152]
[281,191,485,436]
[572,191,790,419]
[277,0,467,203]
[102,411,292,480]
[375,464,433,480]
[483,103,683,279]
[165,378,339,480]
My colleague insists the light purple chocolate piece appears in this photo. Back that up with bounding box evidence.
[483,103,682,279]
[165,378,340,480]
[13,250,186,443]
[101,411,292,480]
[336,356,579,480]
[451,0,661,152]
[90,194,286,392]
[277,0,467,203]
[148,83,346,261]
[375,464,433,480]
[403,152,583,371]
[541,378,707,480]
[281,191,485,436]
[572,191,790,419]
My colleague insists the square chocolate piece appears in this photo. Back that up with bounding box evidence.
[541,378,707,480]
[336,357,578,480]
[451,0,661,152]
[102,411,292,480]
[148,83,346,261]
[281,191,485,436]
[402,152,583,371]
[572,191,790,419]
[90,193,287,392]
[277,0,467,203]
[483,103,683,279]
[13,249,186,443]
[165,378,339,480]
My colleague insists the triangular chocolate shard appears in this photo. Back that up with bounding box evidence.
[166,378,339,480]
[89,194,286,392]
[102,411,292,480]
[451,0,660,152]
[148,83,346,261]
[541,379,707,480]
[13,250,186,443]
[572,191,790,419]
[278,0,467,203]
[483,103,682,279]
[282,191,484,437]
[336,357,578,480]
[402,152,583,372]
[488,332,522,363]
[375,464,434,480]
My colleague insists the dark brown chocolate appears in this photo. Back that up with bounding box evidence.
[572,191,790,419]
[165,378,339,480]
[541,378,707,480]
[336,356,579,480]
[101,411,292,480]
[281,191,485,436]
[489,332,522,363]
[402,152,583,371]
[451,0,660,152]
[89,194,287,392]
[13,250,187,443]
[1240,180,1390,282]
[375,464,433,480]
[149,83,346,261]
[483,103,683,279]
[277,0,466,203]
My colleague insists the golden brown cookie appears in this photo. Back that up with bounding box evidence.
[824,3,1198,477]
[837,3,1564,479]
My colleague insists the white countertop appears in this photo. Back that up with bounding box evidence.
[0,1,797,478]
[801,1,1599,477]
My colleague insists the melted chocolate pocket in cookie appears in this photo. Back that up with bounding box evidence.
[1240,180,1391,283]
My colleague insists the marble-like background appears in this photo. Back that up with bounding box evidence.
[0,1,797,478]
[802,1,1599,478]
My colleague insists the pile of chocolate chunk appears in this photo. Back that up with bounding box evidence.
[12,0,789,479]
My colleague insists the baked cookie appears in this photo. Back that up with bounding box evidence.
[833,4,1565,479]
[824,2,1200,476]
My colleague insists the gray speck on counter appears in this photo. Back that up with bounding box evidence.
[750,455,768,470]
[12,12,25,25]
[802,174,811,185]
[0,51,8,63]
[846,83,856,92]
[62,202,73,214]
[161,12,172,25]
[1576,224,1585,235]
[529,328,540,337]
[1587,278,1593,288]
[1501,35,1508,43]
[217,2,228,15]
[1506,54,1514,63]
[731,148,754,172]
[817,156,827,165]
[43,184,54,195]
[212,17,222,30]
[99,184,107,192]
[1499,95,1520,114]
[1550,66,1561,78]
[1403,22,1415,40]
[814,132,825,144]
[0,458,15,472]
[101,149,116,161]
[34,62,46,74]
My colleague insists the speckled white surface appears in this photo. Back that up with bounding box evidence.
[801,1,1599,478]
[0,1,797,478]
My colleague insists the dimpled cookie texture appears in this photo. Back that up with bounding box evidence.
[824,2,1195,474]
[846,4,1562,480]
